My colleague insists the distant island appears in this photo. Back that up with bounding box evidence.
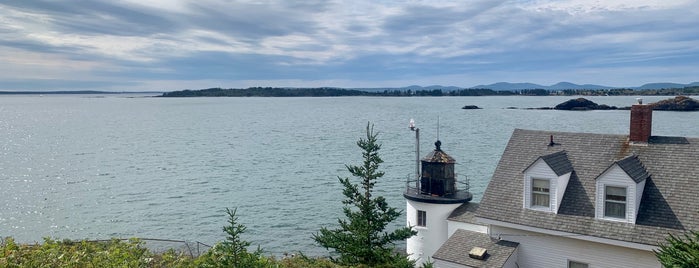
[2,81,698,97]
[0,90,123,95]
[0,91,161,95]
[160,86,699,98]
[508,96,699,111]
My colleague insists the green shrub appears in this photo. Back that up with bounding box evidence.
[0,237,194,267]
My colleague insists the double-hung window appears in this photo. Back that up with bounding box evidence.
[417,210,426,227]
[531,179,550,208]
[604,186,627,219]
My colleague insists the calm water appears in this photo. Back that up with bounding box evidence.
[0,95,696,255]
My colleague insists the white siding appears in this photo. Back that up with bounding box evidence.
[447,220,488,237]
[523,159,557,211]
[434,259,466,268]
[503,247,518,268]
[556,172,571,211]
[490,225,660,268]
[635,179,646,215]
[523,159,571,214]
[406,200,462,266]
[595,165,640,223]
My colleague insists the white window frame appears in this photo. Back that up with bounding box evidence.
[531,178,551,209]
[604,185,627,220]
[568,259,589,268]
[417,210,426,227]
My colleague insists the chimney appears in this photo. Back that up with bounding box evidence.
[629,98,652,143]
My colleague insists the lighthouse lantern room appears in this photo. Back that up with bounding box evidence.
[404,139,472,266]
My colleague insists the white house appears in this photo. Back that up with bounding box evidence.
[410,101,699,267]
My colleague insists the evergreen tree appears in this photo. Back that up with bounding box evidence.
[655,230,699,267]
[198,208,267,268]
[314,123,416,267]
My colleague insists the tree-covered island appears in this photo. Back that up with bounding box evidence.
[160,86,699,97]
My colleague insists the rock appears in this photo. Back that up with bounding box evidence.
[461,105,482,109]
[651,96,699,111]
[554,98,600,110]
[595,104,618,110]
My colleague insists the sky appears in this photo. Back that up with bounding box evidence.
[1,0,698,92]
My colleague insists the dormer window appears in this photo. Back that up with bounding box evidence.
[532,179,551,207]
[595,155,649,223]
[523,151,573,213]
[604,186,627,219]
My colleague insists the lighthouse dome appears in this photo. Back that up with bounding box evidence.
[422,141,455,163]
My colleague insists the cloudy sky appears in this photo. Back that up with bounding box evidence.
[1,0,697,91]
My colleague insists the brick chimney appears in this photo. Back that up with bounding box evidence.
[629,98,652,143]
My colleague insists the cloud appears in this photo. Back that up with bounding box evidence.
[0,0,698,91]
[3,1,178,36]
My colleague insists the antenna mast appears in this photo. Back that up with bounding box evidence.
[437,116,440,141]
[409,119,420,183]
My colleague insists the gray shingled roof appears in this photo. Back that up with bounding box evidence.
[477,129,699,246]
[448,202,480,224]
[433,229,518,268]
[613,154,650,183]
[531,150,573,176]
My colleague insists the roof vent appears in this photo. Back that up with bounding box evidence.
[548,135,559,146]
[468,247,487,260]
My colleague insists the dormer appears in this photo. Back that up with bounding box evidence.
[523,151,573,213]
[594,155,649,224]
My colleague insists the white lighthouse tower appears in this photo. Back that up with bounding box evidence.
[404,139,472,266]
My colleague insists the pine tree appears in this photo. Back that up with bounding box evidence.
[655,230,699,267]
[198,208,267,267]
[313,123,416,267]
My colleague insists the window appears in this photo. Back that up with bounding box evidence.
[605,186,627,219]
[568,260,589,268]
[417,210,426,227]
[531,179,550,207]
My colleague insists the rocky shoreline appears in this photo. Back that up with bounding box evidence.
[498,96,699,111]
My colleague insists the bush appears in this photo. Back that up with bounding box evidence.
[0,237,195,267]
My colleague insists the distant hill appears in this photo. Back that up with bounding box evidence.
[405,85,463,91]
[468,81,699,91]
[549,82,612,90]
[470,82,612,91]
[636,82,699,90]
[356,85,463,92]
[471,82,544,90]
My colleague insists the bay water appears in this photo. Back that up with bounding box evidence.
[0,95,696,255]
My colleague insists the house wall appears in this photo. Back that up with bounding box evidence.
[523,159,573,215]
[406,200,462,266]
[635,179,646,215]
[595,165,640,223]
[433,260,466,268]
[523,159,559,212]
[503,247,518,268]
[556,172,571,211]
[490,225,660,268]
[447,220,488,237]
